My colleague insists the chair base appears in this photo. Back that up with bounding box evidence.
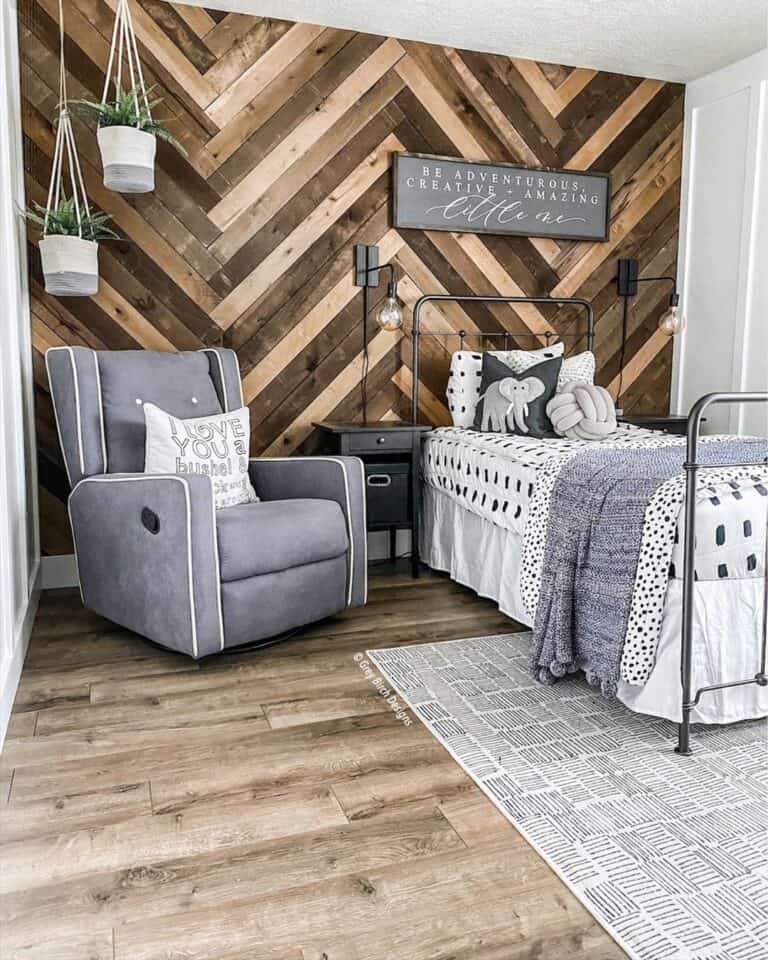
[78,553,350,660]
[200,618,338,660]
[220,555,348,651]
[141,617,338,661]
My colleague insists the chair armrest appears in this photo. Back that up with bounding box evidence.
[249,456,367,607]
[68,473,224,658]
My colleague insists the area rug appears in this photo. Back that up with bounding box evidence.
[368,633,768,960]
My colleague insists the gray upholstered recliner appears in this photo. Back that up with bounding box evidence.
[46,346,367,658]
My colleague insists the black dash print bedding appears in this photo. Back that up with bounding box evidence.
[422,426,768,690]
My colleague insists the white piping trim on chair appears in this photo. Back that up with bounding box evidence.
[357,456,368,604]
[202,348,229,412]
[233,350,245,408]
[66,494,86,606]
[209,490,226,651]
[93,352,108,473]
[67,347,85,476]
[45,348,73,487]
[70,474,203,657]
[179,478,198,658]
[262,457,359,607]
[46,346,86,479]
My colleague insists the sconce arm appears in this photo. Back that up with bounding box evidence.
[361,262,397,296]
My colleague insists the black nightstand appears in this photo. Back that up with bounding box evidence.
[314,421,433,578]
[618,414,702,436]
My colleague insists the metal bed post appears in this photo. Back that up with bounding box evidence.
[676,392,768,756]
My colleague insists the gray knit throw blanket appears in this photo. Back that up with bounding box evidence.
[531,438,768,696]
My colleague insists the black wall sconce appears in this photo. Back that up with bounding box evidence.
[353,243,404,421]
[615,257,685,401]
[616,258,684,334]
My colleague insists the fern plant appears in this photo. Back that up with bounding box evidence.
[24,196,121,241]
[70,84,185,153]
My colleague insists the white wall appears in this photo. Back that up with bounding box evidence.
[672,48,768,435]
[0,0,41,746]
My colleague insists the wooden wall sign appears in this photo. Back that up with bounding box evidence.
[393,153,610,240]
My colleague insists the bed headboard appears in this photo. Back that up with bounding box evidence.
[410,295,595,423]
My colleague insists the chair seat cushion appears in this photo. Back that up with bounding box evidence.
[216,499,348,582]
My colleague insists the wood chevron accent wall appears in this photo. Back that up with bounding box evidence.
[19,0,684,555]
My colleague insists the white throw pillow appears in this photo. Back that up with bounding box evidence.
[446,342,595,428]
[504,341,565,364]
[143,402,259,509]
[505,346,595,386]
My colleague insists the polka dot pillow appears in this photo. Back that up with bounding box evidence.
[446,343,595,428]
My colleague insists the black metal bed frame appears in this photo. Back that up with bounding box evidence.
[676,393,768,755]
[410,295,595,414]
[410,293,768,755]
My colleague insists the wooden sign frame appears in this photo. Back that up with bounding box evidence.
[392,152,611,242]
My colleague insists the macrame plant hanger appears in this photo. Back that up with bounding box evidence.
[102,0,151,125]
[98,0,157,193]
[39,0,99,296]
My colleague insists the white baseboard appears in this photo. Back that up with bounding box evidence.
[0,564,41,750]
[41,554,79,590]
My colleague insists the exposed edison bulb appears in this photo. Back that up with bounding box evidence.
[658,304,685,336]
[376,294,403,331]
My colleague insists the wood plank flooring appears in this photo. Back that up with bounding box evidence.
[0,568,626,960]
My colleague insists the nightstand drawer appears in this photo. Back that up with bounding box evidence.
[365,462,410,526]
[313,420,430,577]
[347,432,412,454]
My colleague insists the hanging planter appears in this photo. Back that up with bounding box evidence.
[70,0,184,194]
[21,0,119,297]
[97,123,156,193]
[24,194,120,297]
[39,235,99,297]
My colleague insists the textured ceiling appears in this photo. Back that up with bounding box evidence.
[192,0,767,81]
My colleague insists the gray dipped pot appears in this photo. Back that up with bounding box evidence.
[38,236,99,297]
[98,125,156,193]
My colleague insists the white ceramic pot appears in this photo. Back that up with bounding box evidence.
[97,125,157,193]
[38,236,99,297]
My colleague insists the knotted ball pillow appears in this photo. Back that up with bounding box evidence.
[546,383,617,441]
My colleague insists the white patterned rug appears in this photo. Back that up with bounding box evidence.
[368,633,768,960]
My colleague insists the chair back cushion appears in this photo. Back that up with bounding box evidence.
[46,347,242,485]
[98,352,222,474]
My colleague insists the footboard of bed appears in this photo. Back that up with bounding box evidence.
[677,391,768,756]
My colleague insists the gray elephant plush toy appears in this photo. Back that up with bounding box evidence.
[477,376,546,433]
